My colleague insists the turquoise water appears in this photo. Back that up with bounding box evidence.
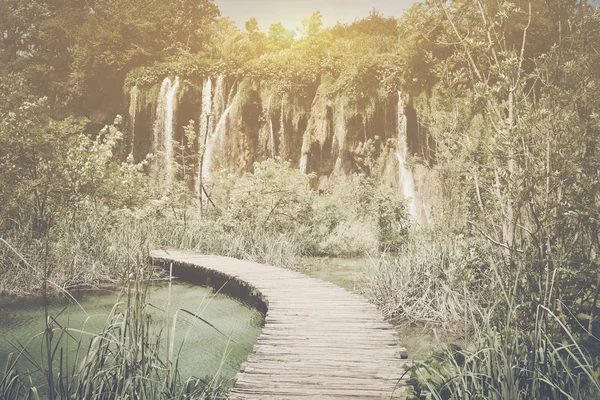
[0,281,263,388]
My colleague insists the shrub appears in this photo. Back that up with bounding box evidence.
[217,158,314,234]
[311,175,410,256]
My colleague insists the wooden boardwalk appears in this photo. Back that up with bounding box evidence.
[150,250,410,399]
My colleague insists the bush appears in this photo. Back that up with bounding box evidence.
[218,158,314,234]
[311,175,410,256]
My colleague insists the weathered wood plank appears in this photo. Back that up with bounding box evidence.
[150,250,409,399]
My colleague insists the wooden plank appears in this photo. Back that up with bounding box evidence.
[150,250,410,399]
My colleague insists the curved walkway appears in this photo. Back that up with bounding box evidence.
[150,250,410,399]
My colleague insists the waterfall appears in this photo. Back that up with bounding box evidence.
[299,153,308,174]
[213,75,225,131]
[299,102,309,174]
[153,79,170,151]
[198,75,238,186]
[197,78,212,195]
[202,92,239,181]
[152,78,170,179]
[396,91,418,221]
[164,77,180,187]
[152,77,180,187]
[279,96,286,159]
[129,86,138,156]
[199,77,213,145]
[267,95,276,157]
[334,99,346,172]
[217,92,238,157]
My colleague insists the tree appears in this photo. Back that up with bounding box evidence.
[406,0,600,333]
[268,22,294,51]
[0,73,150,237]
[0,0,220,111]
[171,0,220,52]
[245,17,259,35]
[0,0,47,64]
[244,17,267,56]
[206,17,251,65]
[222,159,313,233]
[300,11,323,38]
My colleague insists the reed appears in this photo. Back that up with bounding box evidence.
[409,265,600,400]
[0,263,227,400]
[360,232,497,331]
[0,205,307,296]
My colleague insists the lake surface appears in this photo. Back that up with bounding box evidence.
[0,281,263,388]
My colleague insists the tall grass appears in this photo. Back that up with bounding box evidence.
[407,265,600,400]
[0,206,305,296]
[0,210,150,295]
[361,231,600,398]
[0,267,228,400]
[411,311,600,399]
[360,232,498,331]
[149,218,304,269]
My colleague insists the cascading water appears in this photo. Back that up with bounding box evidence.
[279,96,286,158]
[300,114,309,173]
[202,92,239,181]
[267,95,276,157]
[217,92,237,156]
[212,75,225,131]
[152,77,180,187]
[197,78,212,195]
[396,91,418,222]
[299,152,308,174]
[214,76,230,155]
[152,78,170,178]
[140,77,429,212]
[129,86,138,156]
[164,77,180,187]
[153,79,170,150]
[333,99,346,173]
